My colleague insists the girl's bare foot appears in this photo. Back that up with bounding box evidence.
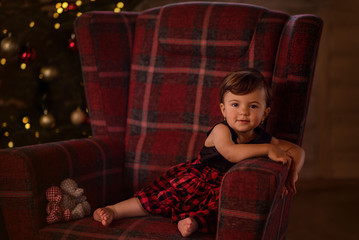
[177,217,198,237]
[93,207,115,226]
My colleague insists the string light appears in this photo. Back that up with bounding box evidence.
[77,12,82,17]
[29,21,35,28]
[2,29,8,34]
[1,58,6,65]
[62,2,69,9]
[25,123,31,130]
[20,63,27,70]
[54,23,61,30]
[114,1,124,13]
[76,1,82,7]
[22,116,29,124]
[8,141,14,148]
[117,2,124,8]
[55,2,62,9]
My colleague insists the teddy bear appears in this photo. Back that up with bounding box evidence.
[45,178,91,224]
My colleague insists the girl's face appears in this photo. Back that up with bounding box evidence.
[220,88,270,136]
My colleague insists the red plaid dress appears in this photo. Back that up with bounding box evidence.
[135,122,272,233]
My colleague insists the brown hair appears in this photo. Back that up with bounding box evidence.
[219,69,272,107]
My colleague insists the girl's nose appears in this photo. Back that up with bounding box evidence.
[239,106,249,115]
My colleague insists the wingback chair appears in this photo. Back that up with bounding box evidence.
[0,2,322,240]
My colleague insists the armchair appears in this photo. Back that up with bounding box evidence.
[0,2,322,240]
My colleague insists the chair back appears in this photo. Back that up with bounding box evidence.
[76,2,322,193]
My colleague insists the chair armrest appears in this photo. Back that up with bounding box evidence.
[0,136,125,240]
[217,157,289,240]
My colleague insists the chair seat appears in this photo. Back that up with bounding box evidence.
[35,216,215,240]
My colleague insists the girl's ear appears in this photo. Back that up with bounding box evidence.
[262,107,271,121]
[220,103,226,118]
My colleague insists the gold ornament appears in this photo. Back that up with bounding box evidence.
[40,65,59,82]
[39,110,56,129]
[70,107,86,125]
[0,33,19,56]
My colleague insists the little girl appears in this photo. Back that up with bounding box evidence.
[93,69,305,237]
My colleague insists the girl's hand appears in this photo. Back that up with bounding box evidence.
[267,144,292,164]
[285,171,298,194]
[281,170,298,198]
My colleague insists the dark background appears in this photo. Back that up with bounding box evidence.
[0,0,141,148]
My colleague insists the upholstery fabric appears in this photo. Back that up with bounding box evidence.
[0,2,322,240]
[125,2,290,193]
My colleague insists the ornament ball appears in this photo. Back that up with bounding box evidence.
[39,112,56,129]
[40,65,59,82]
[0,34,19,56]
[70,107,86,125]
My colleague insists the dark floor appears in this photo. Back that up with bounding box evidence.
[287,179,359,240]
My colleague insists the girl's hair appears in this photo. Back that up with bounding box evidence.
[219,69,272,107]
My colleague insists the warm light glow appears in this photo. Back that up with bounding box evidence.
[8,141,14,148]
[2,122,7,127]
[39,73,44,79]
[29,21,35,28]
[2,29,8,34]
[62,2,69,8]
[53,12,59,19]
[1,58,6,65]
[20,63,27,70]
[56,2,62,9]
[76,1,82,6]
[35,131,40,138]
[57,7,64,14]
[54,23,61,29]
[4,131,9,137]
[25,123,31,130]
[117,2,124,8]
[77,12,82,17]
[114,8,121,13]
[22,116,29,124]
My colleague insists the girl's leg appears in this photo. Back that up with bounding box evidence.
[93,197,149,226]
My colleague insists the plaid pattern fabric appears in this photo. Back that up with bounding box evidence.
[268,15,323,145]
[217,158,288,239]
[135,158,224,233]
[0,2,323,240]
[74,11,138,140]
[36,216,214,240]
[0,136,125,240]
[125,2,289,193]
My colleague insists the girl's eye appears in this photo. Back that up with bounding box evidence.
[231,103,239,107]
[250,104,258,109]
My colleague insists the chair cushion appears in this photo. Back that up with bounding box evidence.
[35,216,215,240]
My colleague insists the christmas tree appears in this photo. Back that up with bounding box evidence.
[0,0,140,148]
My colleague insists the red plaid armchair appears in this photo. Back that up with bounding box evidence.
[0,2,322,240]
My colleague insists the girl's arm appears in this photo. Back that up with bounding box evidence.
[208,124,291,164]
[273,138,305,194]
